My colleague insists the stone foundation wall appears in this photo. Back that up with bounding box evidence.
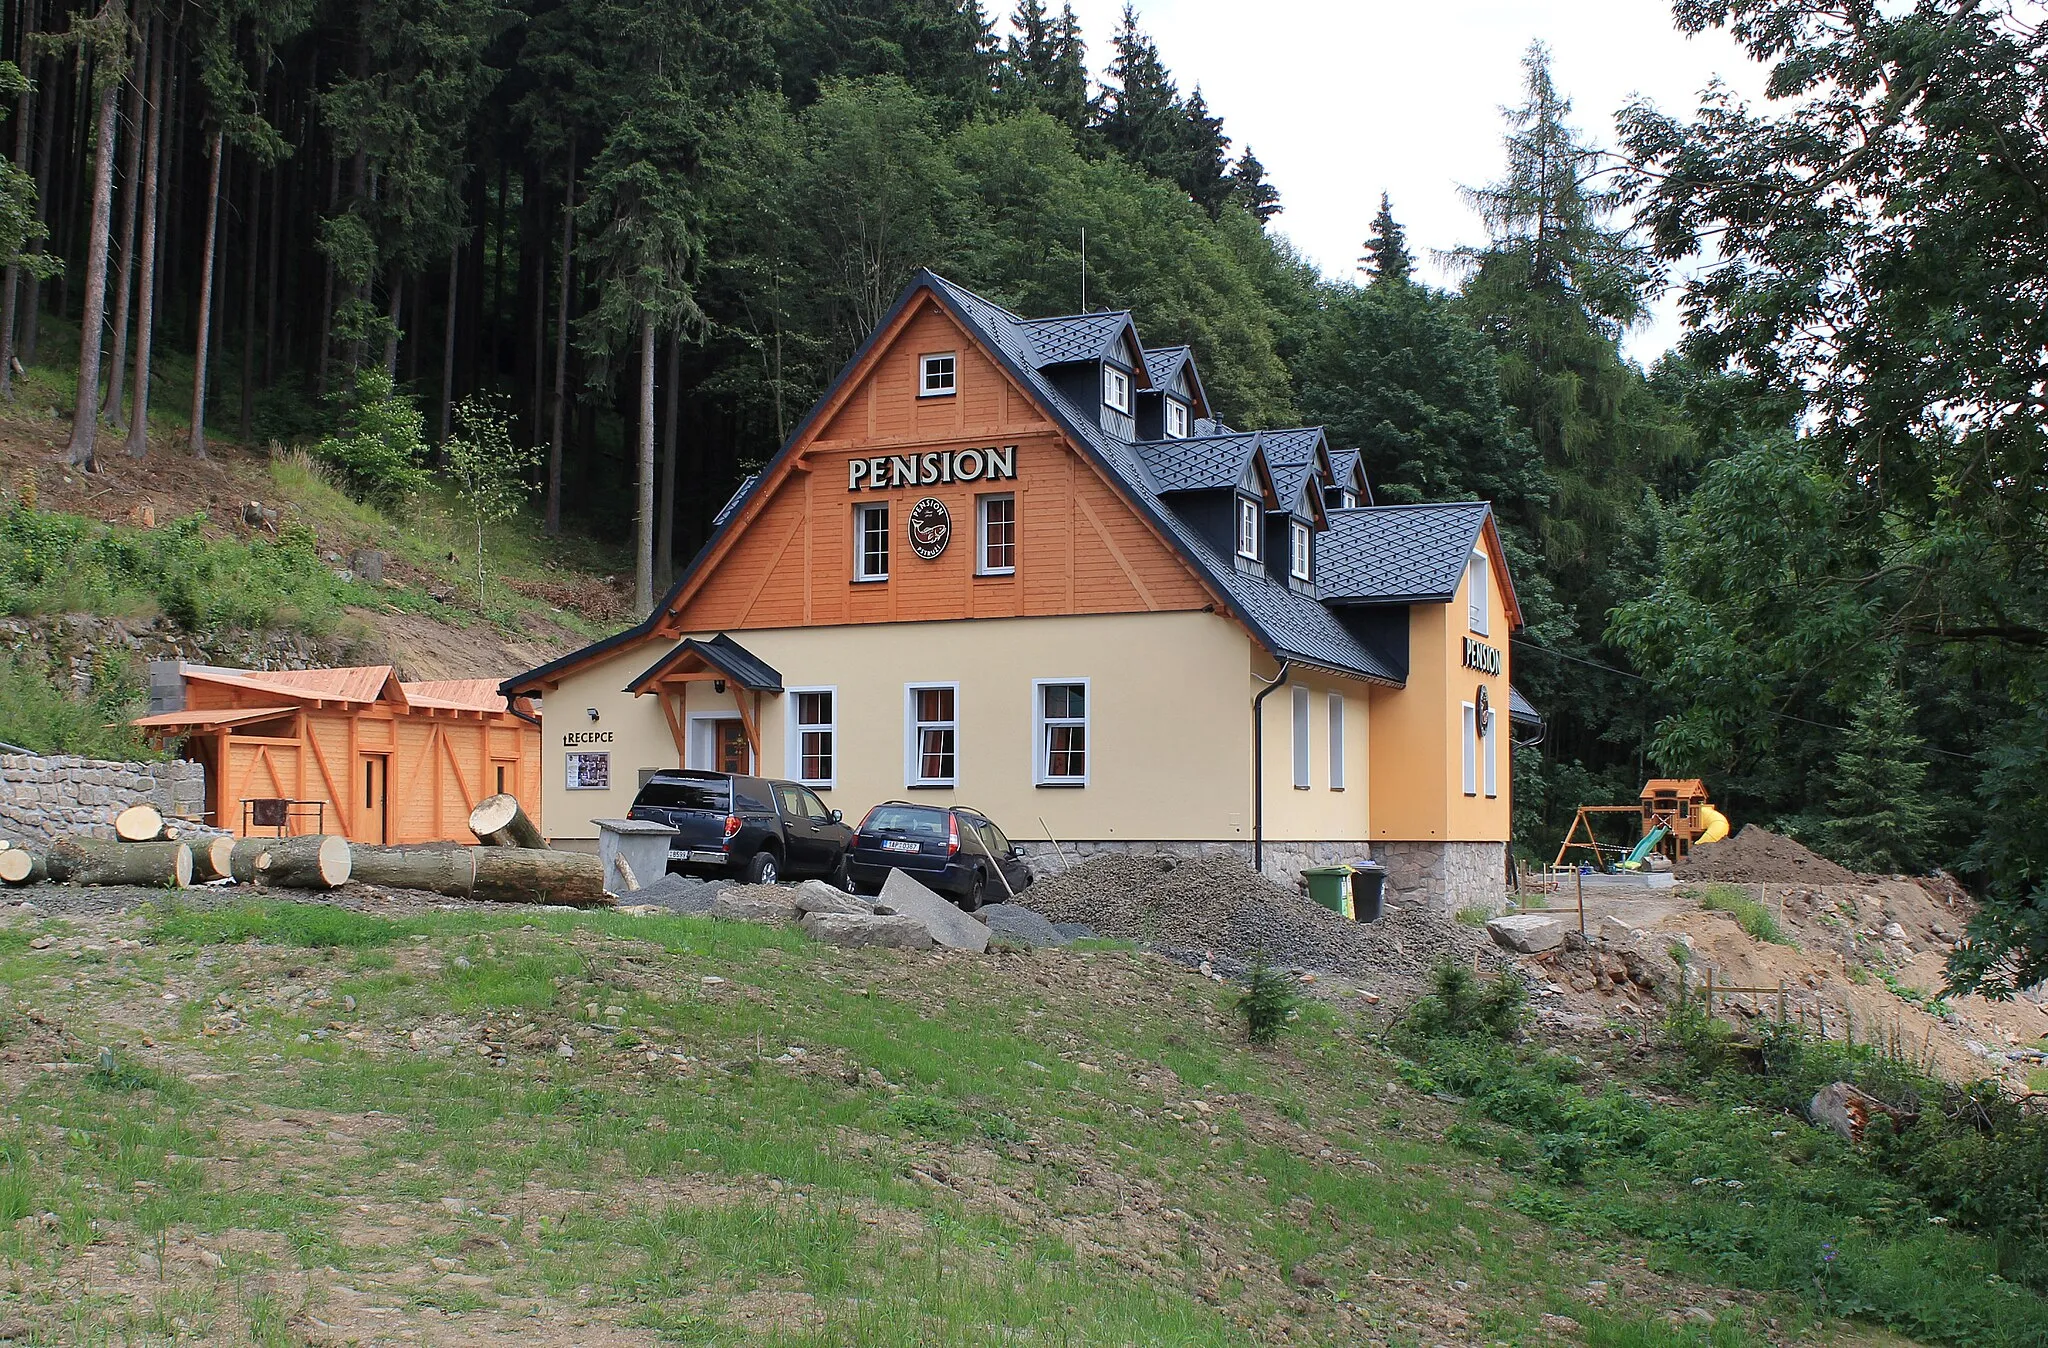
[0,753,207,842]
[1372,840,1508,915]
[1014,838,1373,893]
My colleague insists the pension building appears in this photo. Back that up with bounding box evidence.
[505,272,1535,910]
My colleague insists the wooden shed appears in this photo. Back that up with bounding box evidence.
[133,665,542,843]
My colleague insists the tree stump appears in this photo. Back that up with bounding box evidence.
[252,836,352,889]
[47,838,191,888]
[348,844,477,897]
[0,848,47,885]
[114,803,168,842]
[468,847,609,907]
[468,794,545,849]
[188,835,235,884]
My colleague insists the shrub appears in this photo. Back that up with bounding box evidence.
[1237,950,1299,1045]
[0,653,158,759]
[1402,961,1526,1041]
[1698,884,1791,945]
[313,368,430,505]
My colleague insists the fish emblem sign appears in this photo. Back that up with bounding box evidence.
[908,497,951,561]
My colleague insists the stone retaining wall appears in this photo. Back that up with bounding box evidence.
[0,753,208,842]
[1015,838,1374,893]
[1372,840,1508,915]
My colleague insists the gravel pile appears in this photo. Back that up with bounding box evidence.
[1024,853,1484,983]
[1674,826,1857,885]
[631,873,723,913]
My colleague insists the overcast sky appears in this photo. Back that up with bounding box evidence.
[1057,0,1773,358]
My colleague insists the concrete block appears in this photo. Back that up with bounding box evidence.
[1487,912,1568,954]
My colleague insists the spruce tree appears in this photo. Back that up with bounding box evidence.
[1227,146,1279,222]
[1361,192,1410,284]
[1820,678,1937,875]
[1099,5,1187,185]
[995,0,1090,131]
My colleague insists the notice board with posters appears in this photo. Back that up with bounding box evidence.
[566,751,611,790]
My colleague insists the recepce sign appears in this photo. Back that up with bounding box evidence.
[848,445,1018,491]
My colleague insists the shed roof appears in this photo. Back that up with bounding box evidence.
[184,665,409,706]
[132,705,299,729]
[400,679,511,712]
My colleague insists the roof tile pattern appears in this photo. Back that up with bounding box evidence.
[1023,312,1132,366]
[1317,503,1490,603]
[1136,433,1260,493]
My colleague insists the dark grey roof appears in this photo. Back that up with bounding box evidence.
[1509,685,1540,725]
[713,474,759,526]
[925,274,1407,684]
[1137,433,1260,494]
[1143,345,1189,387]
[1024,311,1136,367]
[625,634,784,694]
[1327,449,1369,502]
[1317,503,1490,604]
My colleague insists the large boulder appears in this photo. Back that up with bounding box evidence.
[708,887,800,924]
[879,869,990,953]
[800,911,933,950]
[1487,912,1568,954]
[795,879,874,916]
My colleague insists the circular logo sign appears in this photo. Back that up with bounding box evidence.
[1475,684,1491,736]
[907,497,951,560]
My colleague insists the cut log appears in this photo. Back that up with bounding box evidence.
[228,837,272,884]
[114,803,168,842]
[348,844,477,897]
[188,835,235,884]
[468,794,545,849]
[252,835,352,890]
[0,847,46,885]
[47,837,191,888]
[468,847,609,907]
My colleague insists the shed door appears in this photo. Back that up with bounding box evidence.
[360,755,389,845]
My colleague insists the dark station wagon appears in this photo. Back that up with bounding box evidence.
[844,802,1034,911]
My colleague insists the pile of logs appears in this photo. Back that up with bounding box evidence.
[0,794,608,908]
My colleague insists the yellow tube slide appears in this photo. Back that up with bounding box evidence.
[1696,803,1730,845]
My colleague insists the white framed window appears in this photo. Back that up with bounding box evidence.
[1165,398,1190,438]
[1236,496,1262,560]
[1103,365,1130,413]
[1291,684,1311,789]
[906,683,959,787]
[1328,692,1346,790]
[1483,707,1498,798]
[855,503,890,581]
[976,493,1016,575]
[787,688,836,788]
[919,352,956,397]
[1289,519,1312,581]
[1033,679,1088,785]
[1337,490,1358,510]
[1467,550,1490,635]
[1461,702,1478,796]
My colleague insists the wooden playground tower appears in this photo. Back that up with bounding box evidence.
[1553,778,1725,870]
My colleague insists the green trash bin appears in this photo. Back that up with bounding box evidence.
[1302,865,1354,919]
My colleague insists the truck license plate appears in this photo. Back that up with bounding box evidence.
[882,840,920,853]
[688,850,727,864]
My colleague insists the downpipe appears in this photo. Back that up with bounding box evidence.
[1250,659,1292,876]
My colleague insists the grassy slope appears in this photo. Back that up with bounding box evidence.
[3,902,2037,1347]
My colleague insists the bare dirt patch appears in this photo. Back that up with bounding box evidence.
[1672,825,1856,885]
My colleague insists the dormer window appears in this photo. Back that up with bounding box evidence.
[1165,398,1190,438]
[1103,366,1131,413]
[1336,490,1358,510]
[1289,520,1312,581]
[1467,550,1491,635]
[919,353,956,397]
[1235,496,1262,560]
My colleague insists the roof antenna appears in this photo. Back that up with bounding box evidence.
[1080,227,1087,313]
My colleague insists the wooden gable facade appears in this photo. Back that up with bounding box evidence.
[658,293,1220,639]
[135,666,541,843]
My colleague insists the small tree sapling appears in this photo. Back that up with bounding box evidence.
[443,397,540,610]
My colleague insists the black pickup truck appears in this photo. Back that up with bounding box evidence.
[627,769,852,886]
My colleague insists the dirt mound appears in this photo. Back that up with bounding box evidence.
[1673,825,1856,885]
[1023,852,1484,987]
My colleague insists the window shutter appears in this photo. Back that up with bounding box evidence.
[1468,553,1489,635]
[1484,710,1498,797]
[1462,703,1478,796]
[1328,693,1345,790]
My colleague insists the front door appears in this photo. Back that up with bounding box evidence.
[714,719,750,774]
[359,755,389,844]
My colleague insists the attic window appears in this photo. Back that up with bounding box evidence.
[1236,496,1262,561]
[919,353,956,397]
[1336,490,1358,510]
[1165,398,1190,438]
[1289,520,1312,581]
[1467,550,1490,636]
[1103,366,1131,414]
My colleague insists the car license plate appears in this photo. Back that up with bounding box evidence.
[881,839,920,853]
[688,850,727,864]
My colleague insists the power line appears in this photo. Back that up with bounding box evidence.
[1509,637,1978,761]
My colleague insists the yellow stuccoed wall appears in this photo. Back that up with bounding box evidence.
[1367,536,1513,843]
[533,609,1259,844]
[1251,661,1375,843]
